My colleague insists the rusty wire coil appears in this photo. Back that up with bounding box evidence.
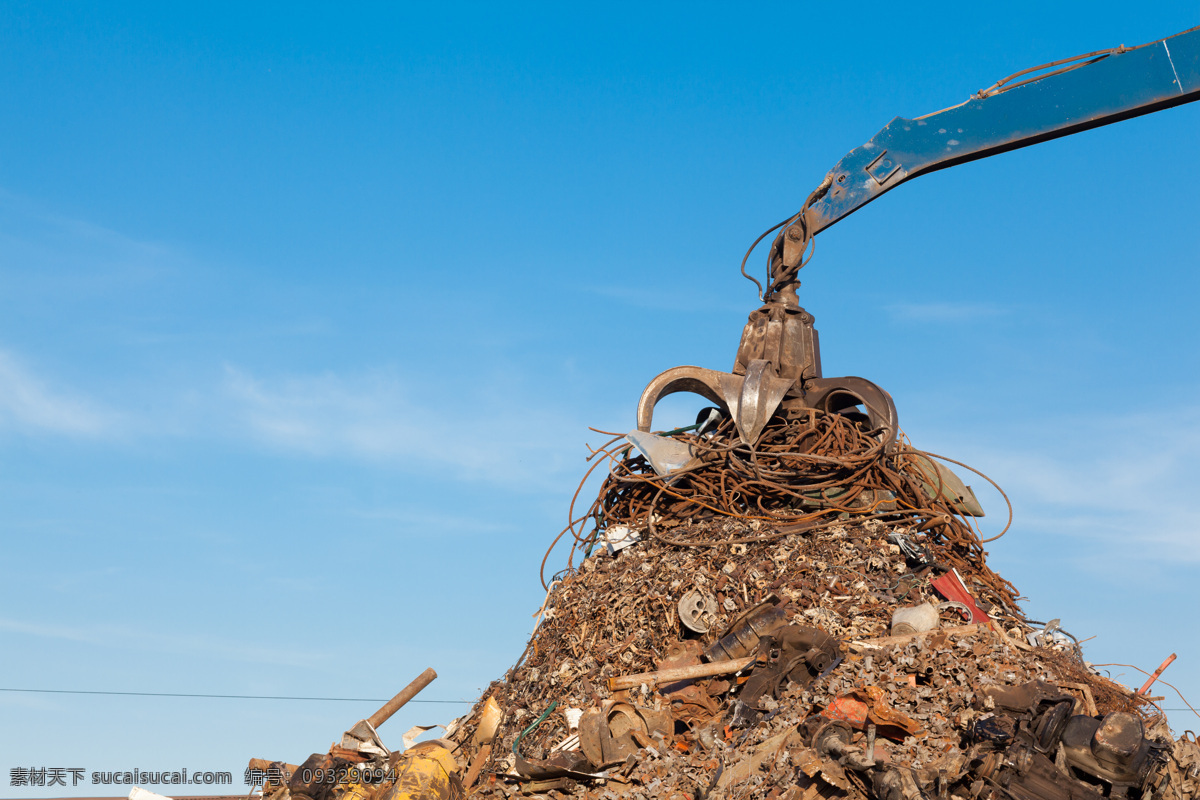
[542,410,1022,621]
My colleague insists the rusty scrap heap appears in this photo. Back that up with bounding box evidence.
[252,411,1199,800]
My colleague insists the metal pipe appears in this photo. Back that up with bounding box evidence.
[848,623,985,652]
[607,656,754,691]
[367,667,438,728]
[1137,653,1177,695]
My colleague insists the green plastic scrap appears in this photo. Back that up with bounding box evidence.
[513,699,558,755]
[907,453,985,517]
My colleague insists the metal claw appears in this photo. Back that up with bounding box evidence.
[635,362,793,446]
[636,365,732,433]
[801,376,898,449]
[636,289,898,448]
[735,360,795,445]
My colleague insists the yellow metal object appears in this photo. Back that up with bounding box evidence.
[471,696,503,747]
[381,744,459,800]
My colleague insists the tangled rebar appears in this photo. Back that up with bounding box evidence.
[542,410,1023,621]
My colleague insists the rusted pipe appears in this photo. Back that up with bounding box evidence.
[848,623,985,652]
[463,743,493,790]
[367,667,438,729]
[1137,653,1177,695]
[607,656,754,691]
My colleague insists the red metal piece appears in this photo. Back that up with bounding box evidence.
[823,695,870,728]
[1137,653,1177,695]
[930,569,989,623]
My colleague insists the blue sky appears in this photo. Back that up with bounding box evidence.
[2,3,1198,795]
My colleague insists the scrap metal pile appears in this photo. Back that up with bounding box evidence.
[248,411,1200,800]
[240,30,1200,800]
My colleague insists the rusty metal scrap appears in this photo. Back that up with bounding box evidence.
[606,655,755,692]
[544,410,1021,621]
[247,414,1196,800]
[440,413,1193,800]
[821,687,922,741]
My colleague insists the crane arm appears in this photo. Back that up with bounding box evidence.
[773,25,1200,279]
[643,24,1200,446]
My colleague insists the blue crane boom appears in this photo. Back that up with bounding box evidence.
[773,25,1200,283]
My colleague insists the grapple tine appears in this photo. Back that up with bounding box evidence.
[635,290,898,449]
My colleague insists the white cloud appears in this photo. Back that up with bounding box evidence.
[347,507,519,535]
[0,351,116,436]
[583,283,747,313]
[220,365,582,488]
[924,408,1200,564]
[0,343,594,490]
[888,301,1007,323]
[0,617,104,644]
[0,188,178,284]
[0,616,329,670]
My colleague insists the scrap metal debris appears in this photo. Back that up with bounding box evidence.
[247,410,1198,800]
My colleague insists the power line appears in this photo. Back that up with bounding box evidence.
[2,687,1193,714]
[0,688,471,703]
